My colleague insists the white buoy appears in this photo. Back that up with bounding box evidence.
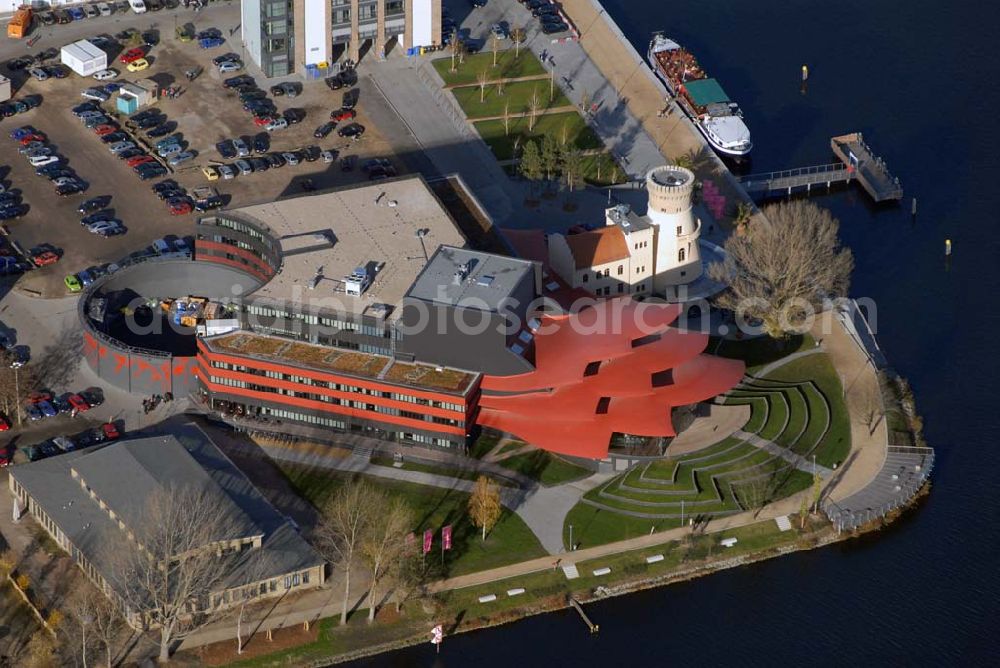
[945,239,952,256]
[801,65,809,81]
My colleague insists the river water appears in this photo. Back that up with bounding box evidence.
[353,0,1000,664]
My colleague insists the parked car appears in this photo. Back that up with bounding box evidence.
[79,196,111,213]
[109,141,136,154]
[119,47,146,64]
[194,195,225,212]
[331,108,357,122]
[338,123,365,139]
[126,58,150,72]
[81,88,110,101]
[270,82,300,97]
[283,108,305,125]
[218,164,236,179]
[218,60,242,74]
[64,274,83,292]
[314,121,336,139]
[199,36,225,49]
[147,123,173,138]
[281,151,300,166]
[223,74,254,89]
[167,151,195,167]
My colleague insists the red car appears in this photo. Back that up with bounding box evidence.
[20,133,45,145]
[101,422,120,440]
[252,114,276,127]
[94,124,118,136]
[127,155,155,167]
[0,413,9,431]
[169,200,193,216]
[32,251,59,267]
[120,48,145,64]
[330,108,357,122]
[67,394,90,412]
[27,391,53,404]
[0,445,11,468]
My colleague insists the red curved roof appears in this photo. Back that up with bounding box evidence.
[478,298,744,460]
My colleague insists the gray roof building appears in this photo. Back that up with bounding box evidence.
[8,424,324,627]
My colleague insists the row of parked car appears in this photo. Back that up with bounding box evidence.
[220,72,304,132]
[11,124,88,198]
[517,0,570,34]
[21,421,122,464]
[34,1,143,27]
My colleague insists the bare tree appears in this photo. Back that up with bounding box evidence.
[448,29,462,72]
[476,68,490,103]
[312,481,381,626]
[579,87,590,114]
[361,497,412,623]
[549,67,555,101]
[109,485,238,662]
[540,135,560,182]
[527,86,542,132]
[232,552,271,655]
[468,476,502,541]
[0,352,35,425]
[490,33,502,68]
[64,584,124,668]
[858,380,884,436]
[709,201,854,339]
[502,99,511,136]
[511,27,526,58]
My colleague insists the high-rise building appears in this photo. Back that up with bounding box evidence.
[242,0,442,78]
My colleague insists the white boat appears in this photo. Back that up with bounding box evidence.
[647,34,752,157]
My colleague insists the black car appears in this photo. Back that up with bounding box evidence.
[45,64,69,79]
[81,210,115,225]
[146,0,163,10]
[239,88,266,101]
[147,123,174,138]
[36,164,64,177]
[223,74,255,89]
[136,115,163,130]
[248,157,269,172]
[78,196,111,214]
[197,28,222,40]
[541,20,568,34]
[302,146,321,162]
[213,52,241,65]
[244,101,276,115]
[6,56,33,71]
[152,179,179,193]
[142,30,159,46]
[138,165,168,181]
[338,123,365,138]
[101,132,128,144]
[0,205,27,220]
[526,0,547,8]
[157,188,185,201]
[283,108,306,125]
[194,195,225,212]
[265,152,286,168]
[56,183,85,197]
[117,148,145,160]
[0,192,21,206]
[72,101,100,116]
[533,4,560,17]
[314,121,335,139]
[216,140,237,159]
[131,109,158,123]
[342,89,359,109]
[324,75,344,90]
[253,133,270,153]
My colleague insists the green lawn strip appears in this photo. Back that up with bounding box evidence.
[785,383,829,456]
[621,443,761,494]
[581,151,628,186]
[709,333,815,372]
[496,440,528,456]
[369,456,482,482]
[756,393,790,441]
[495,450,592,486]
[279,465,546,576]
[764,354,851,467]
[469,430,501,459]
[452,79,570,119]
[474,112,602,160]
[564,503,684,548]
[774,387,809,449]
[583,488,734,516]
[432,50,547,86]
[725,394,768,433]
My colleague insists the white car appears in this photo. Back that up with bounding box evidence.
[25,148,53,159]
[93,69,118,81]
[167,151,195,167]
[88,221,122,235]
[97,2,112,16]
[29,155,60,167]
[321,150,335,163]
[265,117,288,132]
[28,67,48,82]
[129,0,147,13]
[81,88,110,102]
[218,61,243,73]
[109,141,135,154]
[281,152,300,166]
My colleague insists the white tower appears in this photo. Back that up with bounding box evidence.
[645,165,702,297]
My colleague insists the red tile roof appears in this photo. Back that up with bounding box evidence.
[565,227,629,269]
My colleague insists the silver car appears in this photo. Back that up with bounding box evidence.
[234,159,252,176]
[218,164,236,179]
[158,143,183,158]
[28,67,48,82]
[167,151,195,167]
[281,152,300,166]
[109,141,135,154]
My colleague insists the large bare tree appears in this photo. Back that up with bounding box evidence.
[313,480,382,626]
[361,497,412,623]
[709,201,854,338]
[63,582,124,668]
[109,485,238,662]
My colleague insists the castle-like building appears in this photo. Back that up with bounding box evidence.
[547,165,703,300]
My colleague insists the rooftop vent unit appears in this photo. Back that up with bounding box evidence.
[345,266,370,297]
[476,274,495,287]
[452,261,471,286]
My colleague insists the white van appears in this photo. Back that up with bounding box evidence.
[129,0,146,13]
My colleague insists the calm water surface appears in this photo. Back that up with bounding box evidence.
[353,1,1000,664]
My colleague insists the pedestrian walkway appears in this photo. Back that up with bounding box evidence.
[733,430,834,477]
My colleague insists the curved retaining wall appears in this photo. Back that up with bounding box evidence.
[79,256,264,396]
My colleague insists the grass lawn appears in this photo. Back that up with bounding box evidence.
[451,79,570,119]
[582,152,627,186]
[495,450,592,487]
[469,429,502,459]
[765,354,851,468]
[497,440,527,456]
[433,49,547,86]
[279,464,546,577]
[564,503,683,549]
[710,333,814,372]
[475,111,602,160]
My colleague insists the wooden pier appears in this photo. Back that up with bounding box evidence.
[737,132,903,202]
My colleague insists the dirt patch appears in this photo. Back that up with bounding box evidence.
[193,621,319,666]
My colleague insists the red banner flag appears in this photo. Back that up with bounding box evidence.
[442,525,453,551]
[423,528,433,554]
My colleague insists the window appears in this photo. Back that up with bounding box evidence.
[676,226,683,236]
[617,265,623,275]
[582,273,588,283]
[678,248,686,262]
[617,284,624,293]
[603,268,610,277]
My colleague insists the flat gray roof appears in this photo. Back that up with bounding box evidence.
[11,425,322,596]
[406,246,536,312]
[228,176,468,319]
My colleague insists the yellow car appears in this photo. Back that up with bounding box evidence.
[126,58,150,73]
[201,165,219,181]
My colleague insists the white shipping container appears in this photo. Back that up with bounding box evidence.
[61,40,108,77]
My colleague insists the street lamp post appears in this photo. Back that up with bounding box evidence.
[568,524,574,551]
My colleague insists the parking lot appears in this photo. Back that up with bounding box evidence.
[1,4,400,297]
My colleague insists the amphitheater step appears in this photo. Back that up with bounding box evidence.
[775,515,792,532]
